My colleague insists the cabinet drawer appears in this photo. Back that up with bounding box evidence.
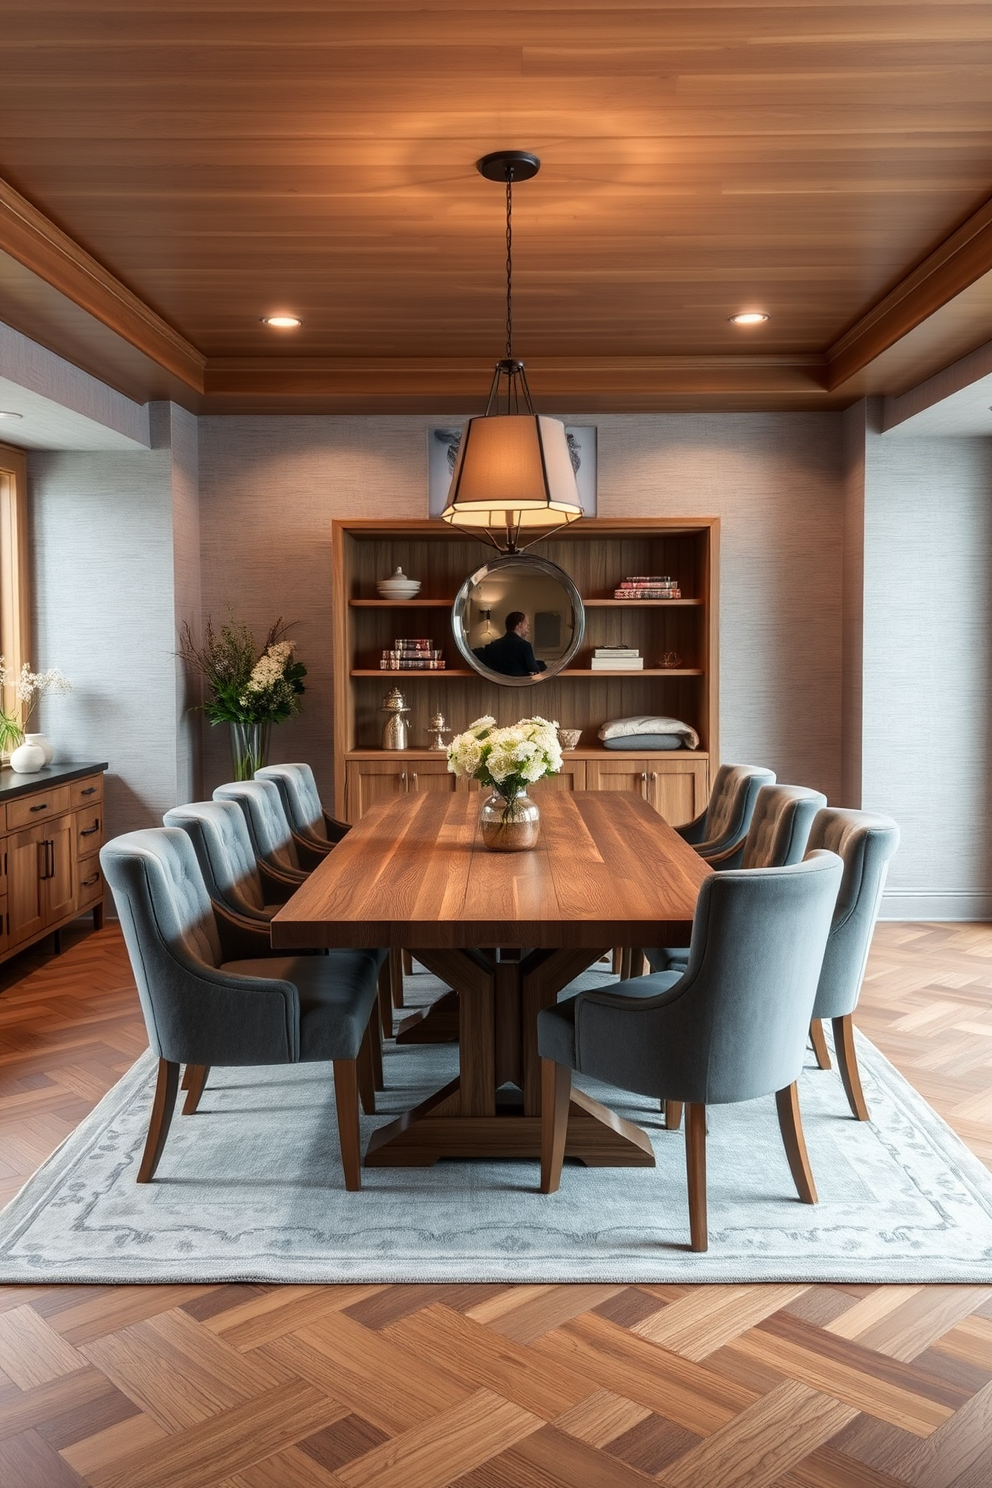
[6,786,70,830]
[74,806,104,855]
[77,859,104,909]
[70,775,103,809]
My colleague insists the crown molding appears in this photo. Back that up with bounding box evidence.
[0,178,205,393]
[826,194,992,390]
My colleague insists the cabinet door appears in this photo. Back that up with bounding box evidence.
[6,823,48,947]
[346,760,410,820]
[585,755,708,826]
[532,760,586,793]
[648,759,708,827]
[47,818,76,923]
[405,760,458,797]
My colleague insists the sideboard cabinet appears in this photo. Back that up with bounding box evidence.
[0,763,108,964]
[332,519,718,826]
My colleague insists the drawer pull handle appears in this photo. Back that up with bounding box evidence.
[81,787,97,797]
[81,872,100,888]
[80,823,101,837]
[29,803,48,813]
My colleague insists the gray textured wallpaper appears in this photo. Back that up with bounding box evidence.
[26,401,992,914]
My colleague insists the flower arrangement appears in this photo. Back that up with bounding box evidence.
[0,657,73,756]
[447,714,562,799]
[177,616,306,727]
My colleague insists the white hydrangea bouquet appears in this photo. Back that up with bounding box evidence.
[447,715,562,848]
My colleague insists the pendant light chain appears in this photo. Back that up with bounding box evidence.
[505,166,514,365]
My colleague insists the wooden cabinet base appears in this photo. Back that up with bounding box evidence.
[0,764,108,967]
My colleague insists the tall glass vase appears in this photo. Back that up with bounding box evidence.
[229,720,270,781]
[479,787,541,851]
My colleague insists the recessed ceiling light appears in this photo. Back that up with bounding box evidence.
[0,410,24,419]
[729,312,770,326]
[261,314,303,329]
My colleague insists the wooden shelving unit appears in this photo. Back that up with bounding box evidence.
[332,518,719,825]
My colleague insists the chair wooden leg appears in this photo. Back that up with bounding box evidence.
[832,1013,870,1121]
[370,1011,384,1091]
[403,949,414,976]
[685,1103,708,1252]
[137,1059,180,1183]
[775,1082,818,1204]
[611,947,623,975]
[332,1060,362,1191]
[389,947,405,1007]
[540,1059,572,1194]
[357,1023,377,1115]
[377,959,392,1040]
[809,1018,831,1070]
[182,1064,210,1115]
[664,1099,684,1131]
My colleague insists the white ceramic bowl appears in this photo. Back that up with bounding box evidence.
[377,568,422,600]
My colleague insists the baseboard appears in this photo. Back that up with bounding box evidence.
[880,888,992,922]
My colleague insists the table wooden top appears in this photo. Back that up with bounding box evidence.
[270,791,711,951]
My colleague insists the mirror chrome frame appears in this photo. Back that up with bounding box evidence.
[451,553,585,687]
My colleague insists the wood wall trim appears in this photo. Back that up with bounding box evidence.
[204,354,830,412]
[0,178,206,394]
[0,442,31,718]
[826,194,992,391]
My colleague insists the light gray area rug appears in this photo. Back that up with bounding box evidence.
[2,968,991,1284]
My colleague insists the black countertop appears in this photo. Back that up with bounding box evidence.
[0,762,108,802]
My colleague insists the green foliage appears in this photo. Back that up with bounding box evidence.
[178,615,307,727]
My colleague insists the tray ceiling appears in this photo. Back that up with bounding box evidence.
[2,2,992,413]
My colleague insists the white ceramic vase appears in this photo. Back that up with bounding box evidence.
[10,741,46,774]
[24,732,54,765]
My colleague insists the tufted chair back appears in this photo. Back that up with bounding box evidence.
[806,808,900,1021]
[682,762,776,856]
[100,828,233,1060]
[740,784,827,870]
[163,799,268,919]
[255,763,326,839]
[213,778,303,875]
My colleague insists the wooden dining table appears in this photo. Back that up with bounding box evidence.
[270,790,711,1169]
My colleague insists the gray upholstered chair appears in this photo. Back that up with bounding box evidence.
[677,762,776,859]
[255,762,350,869]
[805,807,900,1120]
[164,798,283,925]
[164,796,392,1066]
[538,851,844,1251]
[100,827,382,1189]
[213,778,308,896]
[644,782,828,975]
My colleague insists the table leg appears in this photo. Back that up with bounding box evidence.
[364,946,655,1169]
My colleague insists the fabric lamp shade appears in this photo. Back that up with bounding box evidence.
[442,413,582,532]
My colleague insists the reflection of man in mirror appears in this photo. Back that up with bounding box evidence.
[473,611,548,676]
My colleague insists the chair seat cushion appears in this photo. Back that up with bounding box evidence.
[603,734,685,751]
[645,946,690,974]
[221,949,381,1062]
[538,971,683,1067]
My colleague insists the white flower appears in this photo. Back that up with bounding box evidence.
[446,716,562,792]
[242,642,294,697]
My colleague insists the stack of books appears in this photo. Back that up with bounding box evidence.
[590,646,644,671]
[613,575,681,599]
[380,638,446,670]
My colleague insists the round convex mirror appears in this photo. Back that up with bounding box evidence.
[452,553,585,686]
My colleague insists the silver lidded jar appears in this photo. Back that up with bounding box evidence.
[381,686,410,750]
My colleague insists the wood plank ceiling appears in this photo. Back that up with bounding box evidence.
[2,1,992,413]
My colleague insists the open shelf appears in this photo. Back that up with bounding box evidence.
[333,518,719,824]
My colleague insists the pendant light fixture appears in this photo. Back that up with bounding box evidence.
[441,151,582,553]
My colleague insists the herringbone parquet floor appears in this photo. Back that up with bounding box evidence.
[1,921,991,1488]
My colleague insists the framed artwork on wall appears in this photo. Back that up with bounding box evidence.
[427,424,597,518]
